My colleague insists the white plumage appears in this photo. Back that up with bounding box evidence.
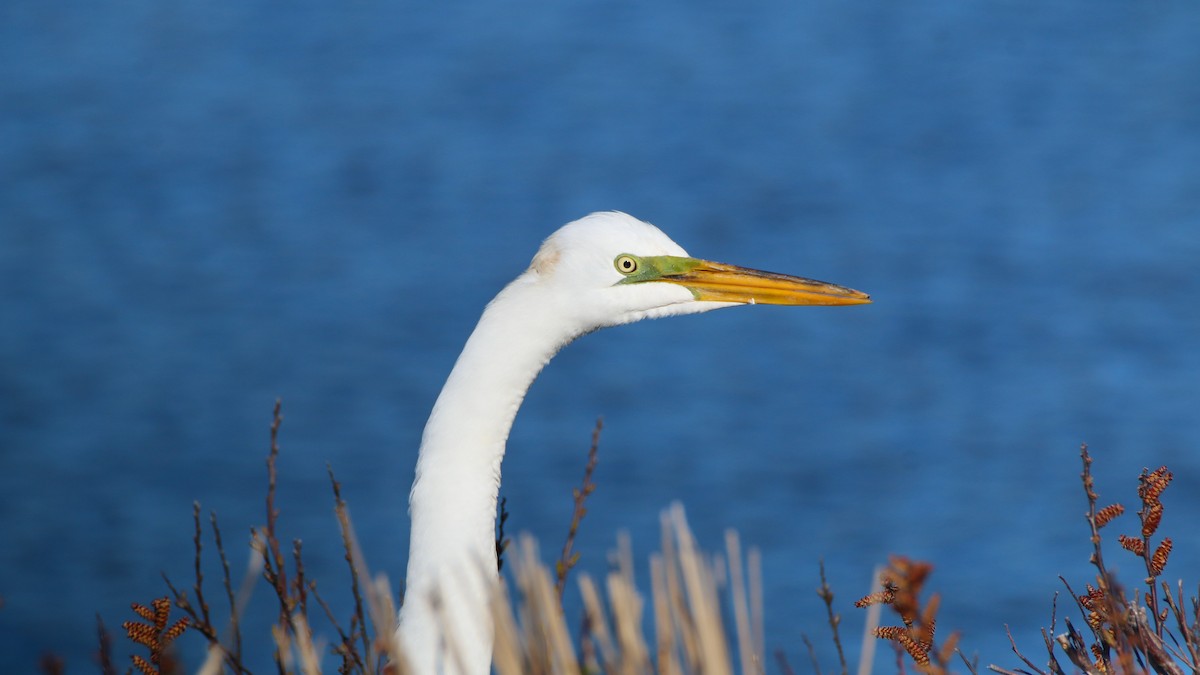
[397,212,868,675]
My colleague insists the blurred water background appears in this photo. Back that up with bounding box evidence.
[3,0,1200,671]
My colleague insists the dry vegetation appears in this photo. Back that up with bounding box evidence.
[993,449,1198,675]
[65,404,1197,675]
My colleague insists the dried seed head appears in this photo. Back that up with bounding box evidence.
[1094,503,1125,529]
[132,602,155,622]
[919,617,936,652]
[1138,467,1172,504]
[162,617,190,644]
[122,621,158,649]
[1150,538,1173,576]
[907,636,931,666]
[1142,502,1164,538]
[875,627,931,666]
[151,597,171,631]
[131,654,157,675]
[875,626,905,640]
[854,587,897,608]
[1079,584,1105,610]
[1118,534,1146,557]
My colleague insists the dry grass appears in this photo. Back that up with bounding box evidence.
[74,406,1197,675]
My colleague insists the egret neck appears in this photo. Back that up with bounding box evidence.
[400,270,572,675]
[394,211,870,675]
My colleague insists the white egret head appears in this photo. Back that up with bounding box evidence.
[524,211,870,330]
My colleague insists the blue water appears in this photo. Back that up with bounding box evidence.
[3,0,1199,671]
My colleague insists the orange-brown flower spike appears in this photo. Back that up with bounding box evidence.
[875,627,930,666]
[1142,502,1164,538]
[919,616,936,652]
[1117,534,1146,557]
[1078,583,1104,610]
[163,617,189,643]
[132,602,156,623]
[152,597,171,631]
[121,596,188,675]
[1150,538,1173,575]
[123,620,158,648]
[131,654,156,675]
[854,586,897,608]
[1094,503,1125,529]
[1138,467,1172,504]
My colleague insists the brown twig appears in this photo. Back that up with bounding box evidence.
[1162,580,1200,670]
[162,500,254,674]
[328,464,373,667]
[496,496,511,573]
[308,578,360,673]
[293,539,309,621]
[800,633,824,675]
[210,509,243,666]
[261,399,292,632]
[817,560,849,675]
[776,648,799,675]
[96,614,118,675]
[999,623,1047,675]
[956,648,980,675]
[190,503,214,632]
[1079,446,1111,581]
[1039,593,1067,675]
[37,654,64,675]
[555,417,602,601]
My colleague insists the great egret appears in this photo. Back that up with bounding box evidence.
[397,211,869,674]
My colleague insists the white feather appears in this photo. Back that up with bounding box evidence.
[399,212,749,674]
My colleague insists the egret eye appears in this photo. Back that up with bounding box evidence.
[614,254,639,275]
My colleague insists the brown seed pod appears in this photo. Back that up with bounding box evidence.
[1138,467,1172,504]
[1150,537,1173,575]
[132,602,156,622]
[1118,534,1146,557]
[131,654,156,675]
[1142,502,1164,538]
[1094,503,1125,528]
[854,588,897,608]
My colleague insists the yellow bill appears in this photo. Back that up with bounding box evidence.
[616,254,870,306]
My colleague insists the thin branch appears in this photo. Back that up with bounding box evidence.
[329,464,373,667]
[775,649,798,675]
[263,399,290,627]
[191,502,214,631]
[817,560,849,675]
[210,510,243,666]
[308,578,363,673]
[496,496,511,573]
[555,417,603,601]
[999,624,1047,675]
[96,614,118,675]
